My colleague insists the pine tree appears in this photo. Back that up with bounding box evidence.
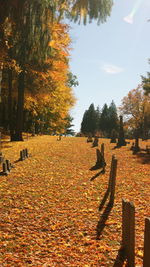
[99,103,109,136]
[81,110,88,134]
[108,100,118,136]
[81,103,97,135]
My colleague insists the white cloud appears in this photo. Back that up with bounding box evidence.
[102,64,124,74]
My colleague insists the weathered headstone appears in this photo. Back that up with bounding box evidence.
[20,150,24,161]
[6,159,11,172]
[95,148,106,169]
[25,148,28,157]
[117,116,126,147]
[87,136,93,143]
[23,149,26,159]
[133,130,140,154]
[0,152,4,164]
[143,218,150,267]
[110,129,117,143]
[130,142,134,151]
[2,161,9,175]
[122,199,135,266]
[57,135,61,141]
[92,137,98,147]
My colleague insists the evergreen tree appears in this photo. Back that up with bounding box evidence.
[81,103,97,135]
[81,110,88,134]
[108,100,118,135]
[64,115,75,136]
[99,103,109,135]
[95,105,101,132]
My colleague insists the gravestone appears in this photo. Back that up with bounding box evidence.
[110,129,117,143]
[143,218,150,267]
[117,116,126,147]
[130,142,134,151]
[0,152,4,164]
[2,161,9,175]
[6,159,11,172]
[57,135,61,141]
[92,137,98,147]
[122,199,135,266]
[87,136,93,143]
[25,148,28,157]
[20,150,24,161]
[132,130,140,154]
[95,148,106,170]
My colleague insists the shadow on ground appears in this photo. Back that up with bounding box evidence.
[113,247,126,267]
[1,141,12,149]
[96,183,114,240]
[90,169,105,181]
[96,201,113,240]
[135,152,150,164]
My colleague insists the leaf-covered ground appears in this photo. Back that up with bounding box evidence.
[0,136,149,266]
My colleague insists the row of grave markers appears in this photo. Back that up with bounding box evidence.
[0,148,29,175]
[92,144,149,266]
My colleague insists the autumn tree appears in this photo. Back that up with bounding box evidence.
[70,0,113,24]
[24,22,76,135]
[0,0,113,140]
[141,60,150,95]
[119,85,150,138]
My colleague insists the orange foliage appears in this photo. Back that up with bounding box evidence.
[25,22,76,133]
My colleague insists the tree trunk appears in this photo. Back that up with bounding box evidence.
[12,71,25,141]
[8,68,14,141]
[2,101,6,129]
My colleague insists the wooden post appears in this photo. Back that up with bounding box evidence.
[109,156,117,205]
[143,218,150,267]
[122,199,135,267]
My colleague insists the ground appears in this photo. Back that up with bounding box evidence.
[0,135,149,266]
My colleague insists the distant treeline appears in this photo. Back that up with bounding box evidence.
[80,101,119,137]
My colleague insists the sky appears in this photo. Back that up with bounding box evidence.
[68,0,150,133]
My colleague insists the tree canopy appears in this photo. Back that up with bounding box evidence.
[119,85,150,138]
[0,0,113,140]
[141,60,150,95]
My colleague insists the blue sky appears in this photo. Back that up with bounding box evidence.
[68,0,150,133]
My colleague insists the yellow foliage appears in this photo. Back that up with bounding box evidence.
[25,21,76,133]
